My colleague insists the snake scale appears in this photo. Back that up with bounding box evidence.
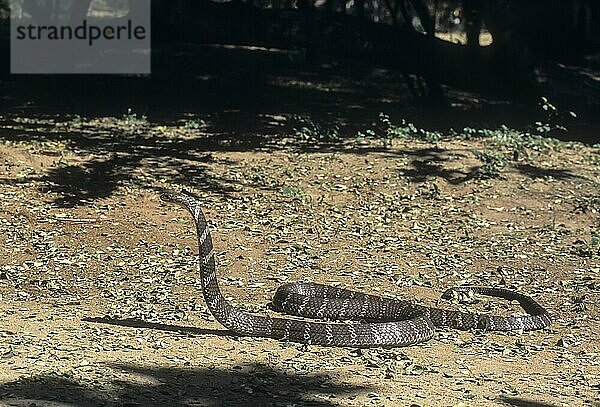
[161,191,551,347]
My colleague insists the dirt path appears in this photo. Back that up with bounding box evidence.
[0,116,598,406]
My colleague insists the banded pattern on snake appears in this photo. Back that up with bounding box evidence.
[161,191,551,347]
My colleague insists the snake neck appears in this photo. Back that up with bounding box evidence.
[193,214,236,328]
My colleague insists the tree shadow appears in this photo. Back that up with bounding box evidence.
[396,147,479,184]
[0,43,594,207]
[0,118,245,207]
[514,163,583,181]
[0,362,367,406]
[499,396,561,407]
[82,316,235,338]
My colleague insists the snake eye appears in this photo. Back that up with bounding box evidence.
[160,191,180,202]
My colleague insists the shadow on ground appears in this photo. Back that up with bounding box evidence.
[514,163,582,180]
[0,44,594,207]
[82,316,235,338]
[394,147,479,184]
[0,114,585,208]
[0,362,365,406]
[500,396,562,407]
[0,118,243,206]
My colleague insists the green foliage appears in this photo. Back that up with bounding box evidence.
[70,114,85,125]
[291,116,340,142]
[591,225,600,258]
[592,222,600,250]
[472,150,507,180]
[282,185,311,203]
[459,97,577,159]
[539,96,577,120]
[575,219,600,259]
[539,96,558,117]
[378,113,418,139]
[590,148,600,166]
[460,125,562,162]
[288,110,583,189]
[574,196,600,214]
[122,108,147,125]
[183,119,206,129]
[456,125,568,180]
[533,96,577,137]
[376,113,442,144]
[356,113,442,147]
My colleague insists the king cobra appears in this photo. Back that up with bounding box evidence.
[160,191,551,347]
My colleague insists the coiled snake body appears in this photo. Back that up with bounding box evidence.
[161,191,551,347]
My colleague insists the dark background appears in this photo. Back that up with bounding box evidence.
[0,0,599,143]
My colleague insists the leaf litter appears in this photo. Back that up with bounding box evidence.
[0,117,598,406]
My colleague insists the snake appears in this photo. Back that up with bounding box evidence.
[160,190,551,347]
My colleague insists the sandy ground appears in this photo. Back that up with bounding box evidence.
[0,116,598,406]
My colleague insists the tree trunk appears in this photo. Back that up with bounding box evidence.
[355,0,365,19]
[463,0,482,49]
[481,0,538,100]
[408,0,444,103]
